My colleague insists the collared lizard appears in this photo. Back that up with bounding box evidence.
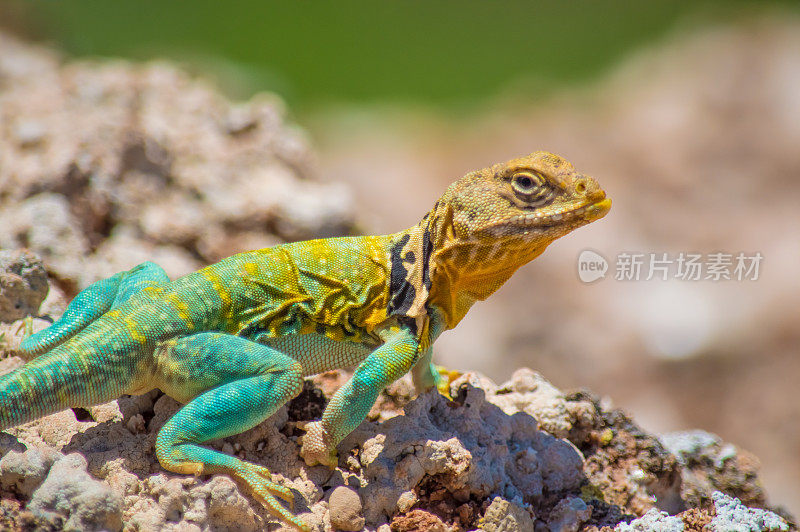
[0,151,610,530]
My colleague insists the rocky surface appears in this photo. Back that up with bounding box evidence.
[661,430,768,510]
[0,345,792,531]
[0,250,48,323]
[2,252,793,531]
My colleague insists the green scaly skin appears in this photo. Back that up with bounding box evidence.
[0,152,610,530]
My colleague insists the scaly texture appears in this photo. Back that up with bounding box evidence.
[0,151,610,530]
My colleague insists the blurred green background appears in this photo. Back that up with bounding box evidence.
[2,0,796,112]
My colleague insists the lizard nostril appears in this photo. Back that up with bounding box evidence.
[575,177,606,202]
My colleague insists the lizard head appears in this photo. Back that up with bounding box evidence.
[438,151,610,252]
[417,151,610,328]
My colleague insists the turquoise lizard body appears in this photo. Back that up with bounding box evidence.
[0,152,610,530]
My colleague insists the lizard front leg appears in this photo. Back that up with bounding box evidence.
[411,315,458,397]
[411,347,440,392]
[300,326,419,467]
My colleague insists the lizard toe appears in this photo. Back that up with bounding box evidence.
[245,464,295,507]
[434,364,461,399]
[236,463,307,529]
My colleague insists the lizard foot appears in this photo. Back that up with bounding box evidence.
[13,316,40,359]
[17,315,35,339]
[298,421,338,467]
[237,463,295,507]
[434,364,461,399]
[235,463,310,531]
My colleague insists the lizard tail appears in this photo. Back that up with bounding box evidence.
[0,335,138,430]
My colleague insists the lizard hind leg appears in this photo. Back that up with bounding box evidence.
[152,333,310,531]
[0,340,142,429]
[19,261,170,357]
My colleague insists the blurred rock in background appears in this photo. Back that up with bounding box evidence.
[0,32,355,293]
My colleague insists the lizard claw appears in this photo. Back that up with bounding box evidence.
[12,316,39,358]
[298,421,338,467]
[248,464,295,507]
[15,316,35,343]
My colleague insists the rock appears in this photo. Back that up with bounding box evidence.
[0,280,69,354]
[574,394,684,516]
[0,369,794,531]
[613,508,684,532]
[661,430,767,509]
[328,486,365,531]
[462,368,684,519]
[0,446,60,497]
[0,30,356,291]
[85,229,202,285]
[480,497,534,531]
[708,491,788,532]
[488,368,576,439]
[546,496,592,532]
[609,491,790,532]
[390,509,447,532]
[28,453,123,531]
[342,385,584,525]
[0,250,49,323]
[661,430,720,459]
[0,195,91,285]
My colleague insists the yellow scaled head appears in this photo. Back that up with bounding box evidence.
[440,151,609,246]
[423,151,610,288]
[406,151,611,329]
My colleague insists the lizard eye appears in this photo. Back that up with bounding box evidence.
[511,171,544,196]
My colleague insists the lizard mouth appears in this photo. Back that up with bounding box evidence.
[508,197,612,228]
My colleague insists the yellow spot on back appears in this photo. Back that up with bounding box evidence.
[202,270,232,308]
[144,285,164,295]
[124,318,147,344]
[167,293,195,329]
[244,262,259,276]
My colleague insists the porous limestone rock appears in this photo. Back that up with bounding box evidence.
[613,508,684,532]
[0,250,49,323]
[547,496,593,532]
[340,384,584,525]
[708,491,788,532]
[0,31,355,290]
[0,446,60,498]
[483,368,584,439]
[480,497,534,532]
[328,486,365,531]
[662,430,767,509]
[0,366,794,531]
[27,453,123,531]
